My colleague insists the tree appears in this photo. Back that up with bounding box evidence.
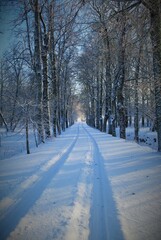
[146,0,161,151]
[33,0,44,143]
[110,0,161,147]
[40,2,51,138]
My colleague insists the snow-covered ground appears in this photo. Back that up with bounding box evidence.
[0,125,157,161]
[0,123,161,240]
[116,127,158,150]
[0,128,36,160]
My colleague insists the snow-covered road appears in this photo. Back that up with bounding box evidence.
[0,123,161,240]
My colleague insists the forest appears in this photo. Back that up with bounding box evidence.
[0,0,161,152]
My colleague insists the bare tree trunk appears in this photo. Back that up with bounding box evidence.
[134,72,139,142]
[52,57,57,138]
[66,109,68,128]
[25,104,30,154]
[117,15,126,139]
[41,29,51,138]
[103,29,112,133]
[111,99,116,137]
[99,58,103,131]
[150,1,161,151]
[24,0,34,67]
[62,64,69,131]
[141,94,145,127]
[134,44,142,142]
[111,70,117,137]
[49,0,57,137]
[0,62,4,127]
[57,74,61,135]
[91,85,95,127]
[96,68,100,130]
[34,0,44,143]
[62,74,66,132]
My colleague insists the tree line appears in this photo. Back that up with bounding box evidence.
[0,0,84,153]
[0,0,161,152]
[76,0,161,152]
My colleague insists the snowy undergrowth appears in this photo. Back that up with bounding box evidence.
[0,125,158,161]
[0,128,36,160]
[116,127,158,150]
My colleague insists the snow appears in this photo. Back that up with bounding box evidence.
[0,123,161,240]
[116,126,158,150]
[0,129,36,160]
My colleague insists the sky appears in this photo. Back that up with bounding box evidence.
[0,0,17,58]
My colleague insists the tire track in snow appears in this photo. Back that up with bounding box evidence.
[0,126,79,217]
[64,125,93,240]
[82,124,124,240]
[5,124,93,240]
[0,125,80,240]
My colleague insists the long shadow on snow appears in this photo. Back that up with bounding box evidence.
[82,124,124,240]
[0,127,79,240]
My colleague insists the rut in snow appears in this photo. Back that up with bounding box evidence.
[1,123,161,240]
[0,126,80,240]
[82,124,123,240]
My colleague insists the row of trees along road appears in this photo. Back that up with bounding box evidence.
[76,0,161,152]
[0,0,84,154]
[0,0,161,152]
